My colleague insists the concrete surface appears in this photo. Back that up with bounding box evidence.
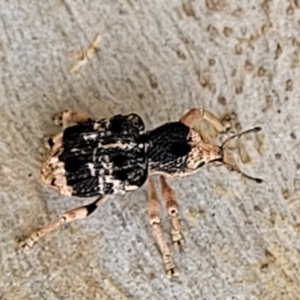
[1,0,300,299]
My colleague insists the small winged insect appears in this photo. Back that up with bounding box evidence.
[70,33,102,74]
[19,108,262,279]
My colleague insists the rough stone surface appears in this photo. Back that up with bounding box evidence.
[1,1,300,299]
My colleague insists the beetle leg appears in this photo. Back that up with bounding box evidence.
[180,107,229,132]
[147,177,179,279]
[53,109,92,129]
[160,175,185,251]
[19,195,108,252]
[47,109,90,148]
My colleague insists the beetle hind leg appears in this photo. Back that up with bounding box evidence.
[19,195,108,252]
[160,176,185,251]
[53,109,92,129]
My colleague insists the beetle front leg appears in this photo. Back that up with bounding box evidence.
[147,177,179,279]
[160,176,185,251]
[53,109,92,129]
[180,107,229,132]
[19,195,108,252]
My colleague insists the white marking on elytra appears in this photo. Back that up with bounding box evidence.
[83,133,98,140]
[87,163,96,176]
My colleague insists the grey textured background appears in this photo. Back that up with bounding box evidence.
[1,0,300,299]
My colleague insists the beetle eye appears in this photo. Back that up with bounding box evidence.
[197,162,205,168]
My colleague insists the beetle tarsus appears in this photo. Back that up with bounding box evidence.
[163,254,179,279]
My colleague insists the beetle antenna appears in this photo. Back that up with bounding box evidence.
[222,127,262,149]
[220,126,263,183]
[223,162,263,183]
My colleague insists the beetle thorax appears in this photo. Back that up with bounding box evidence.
[146,123,222,177]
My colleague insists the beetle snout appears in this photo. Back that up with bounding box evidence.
[209,145,223,161]
[218,146,223,159]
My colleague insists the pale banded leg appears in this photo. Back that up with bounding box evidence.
[160,176,185,251]
[52,109,91,129]
[19,196,108,252]
[147,177,179,279]
[180,107,228,132]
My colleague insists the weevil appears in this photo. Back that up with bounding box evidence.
[19,108,262,279]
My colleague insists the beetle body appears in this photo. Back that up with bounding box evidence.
[42,113,224,198]
[21,108,261,279]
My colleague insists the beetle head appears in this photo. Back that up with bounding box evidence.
[210,127,263,183]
